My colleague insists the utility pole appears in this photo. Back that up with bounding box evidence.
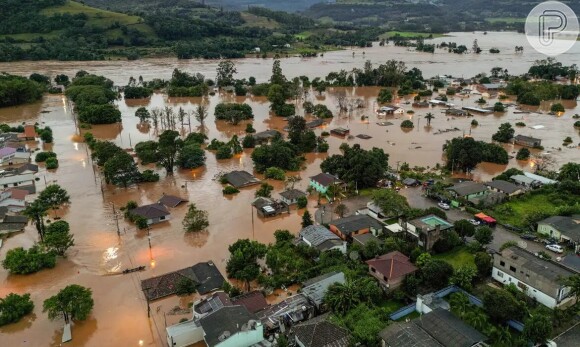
[112,203,120,236]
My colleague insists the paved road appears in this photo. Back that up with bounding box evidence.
[399,187,556,256]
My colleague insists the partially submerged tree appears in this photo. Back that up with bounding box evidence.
[43,221,75,256]
[182,204,209,233]
[0,293,35,327]
[226,239,267,291]
[23,200,49,241]
[43,284,94,324]
[37,184,70,218]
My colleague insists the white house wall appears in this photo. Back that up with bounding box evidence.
[492,267,560,308]
[214,325,264,347]
[166,324,204,347]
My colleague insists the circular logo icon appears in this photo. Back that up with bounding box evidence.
[525,1,579,56]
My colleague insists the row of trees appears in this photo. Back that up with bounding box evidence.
[65,71,121,124]
[444,137,509,172]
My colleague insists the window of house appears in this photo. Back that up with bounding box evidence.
[160,216,166,220]
[497,271,504,278]
[383,276,388,282]
[509,266,516,272]
[500,261,505,267]
[371,267,376,273]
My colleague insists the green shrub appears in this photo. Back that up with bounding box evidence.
[245,124,256,133]
[141,170,160,182]
[516,148,530,160]
[222,186,240,195]
[45,157,59,169]
[515,122,526,127]
[134,216,148,230]
[242,135,256,148]
[377,89,393,103]
[574,121,580,127]
[321,131,330,136]
[401,120,414,129]
[265,167,286,180]
[296,196,308,209]
[551,103,565,113]
[35,151,57,163]
[471,119,478,126]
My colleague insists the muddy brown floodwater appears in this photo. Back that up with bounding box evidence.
[0,31,579,347]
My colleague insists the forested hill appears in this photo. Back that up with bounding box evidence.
[0,0,380,62]
[303,0,580,32]
[83,0,324,12]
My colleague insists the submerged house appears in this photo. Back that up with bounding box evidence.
[17,125,38,141]
[279,189,306,205]
[224,170,261,189]
[309,173,341,195]
[130,203,170,225]
[513,135,541,148]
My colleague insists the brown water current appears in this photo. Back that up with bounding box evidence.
[0,31,579,346]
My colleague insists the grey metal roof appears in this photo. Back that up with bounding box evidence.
[292,313,349,347]
[352,233,382,247]
[538,215,580,240]
[225,170,261,188]
[279,189,306,200]
[192,261,226,294]
[316,239,344,252]
[485,180,521,194]
[514,134,541,143]
[301,271,346,307]
[300,225,340,247]
[501,246,576,282]
[310,173,340,187]
[330,214,383,236]
[253,130,281,141]
[130,203,169,219]
[448,182,487,197]
[199,306,259,347]
[416,309,487,347]
[510,174,536,185]
[158,194,188,208]
[379,321,443,347]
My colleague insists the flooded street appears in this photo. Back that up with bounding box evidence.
[0,31,579,346]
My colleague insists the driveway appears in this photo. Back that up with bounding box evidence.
[400,187,556,256]
[314,195,371,225]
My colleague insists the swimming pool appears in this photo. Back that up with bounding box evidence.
[421,216,453,228]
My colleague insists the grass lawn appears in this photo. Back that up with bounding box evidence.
[434,246,475,269]
[487,194,561,227]
[377,299,404,313]
[381,31,445,39]
[485,17,526,24]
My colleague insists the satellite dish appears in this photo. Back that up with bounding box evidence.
[349,251,360,261]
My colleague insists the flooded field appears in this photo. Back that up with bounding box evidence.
[0,31,579,346]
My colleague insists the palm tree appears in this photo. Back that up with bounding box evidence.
[486,325,512,346]
[23,200,49,242]
[465,310,489,331]
[448,292,470,318]
[323,281,360,315]
[424,112,435,126]
[561,274,580,303]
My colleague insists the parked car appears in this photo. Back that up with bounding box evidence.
[438,202,450,210]
[546,244,564,253]
[469,219,481,226]
[503,224,523,232]
[520,234,537,241]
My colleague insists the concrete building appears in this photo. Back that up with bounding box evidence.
[0,172,35,188]
[492,246,577,308]
[537,215,580,252]
[199,306,264,347]
[403,214,454,251]
[299,225,347,254]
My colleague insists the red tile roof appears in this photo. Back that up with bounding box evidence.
[17,125,38,139]
[8,188,29,200]
[366,251,417,281]
[231,290,269,313]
